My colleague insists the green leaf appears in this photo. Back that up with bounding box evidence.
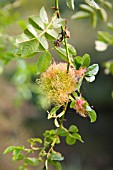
[69,125,78,133]
[54,118,60,128]
[49,161,62,170]
[66,0,75,10]
[76,77,83,92]
[103,1,112,9]
[56,136,60,144]
[25,157,39,166]
[56,47,68,61]
[46,29,58,39]
[85,64,99,76]
[68,44,77,55]
[13,153,24,161]
[82,54,90,68]
[80,4,95,13]
[49,151,64,161]
[70,100,76,108]
[24,28,35,38]
[18,20,26,30]
[38,42,46,51]
[27,24,38,37]
[29,16,44,30]
[3,146,15,154]
[16,33,30,44]
[110,63,113,75]
[85,76,95,82]
[4,146,24,156]
[52,18,65,28]
[99,8,107,22]
[37,51,52,74]
[12,147,25,161]
[107,23,113,31]
[98,31,113,44]
[57,110,65,118]
[87,109,97,122]
[59,128,67,137]
[72,133,84,142]
[48,105,61,119]
[15,146,25,150]
[40,7,48,24]
[28,138,42,145]
[71,11,90,20]
[21,40,39,58]
[72,91,78,99]
[38,35,48,50]
[91,12,97,28]
[74,56,82,69]
[85,105,92,111]
[85,0,100,10]
[66,134,76,145]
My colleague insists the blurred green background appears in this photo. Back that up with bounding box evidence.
[0,0,113,169]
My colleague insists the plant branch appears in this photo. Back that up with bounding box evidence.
[64,31,70,73]
[46,103,68,159]
[54,0,70,72]
[55,0,60,18]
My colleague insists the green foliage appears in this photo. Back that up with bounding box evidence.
[3,144,39,169]
[0,0,24,72]
[15,6,62,58]
[55,44,76,62]
[47,105,62,119]
[49,161,62,170]
[84,64,99,82]
[95,28,113,51]
[87,109,97,122]
[48,151,64,161]
[85,64,99,76]
[66,124,83,145]
[56,47,68,61]
[74,53,90,69]
[3,146,16,154]
[0,35,15,66]
[11,59,38,102]
[66,0,75,10]
[85,0,100,9]
[71,11,90,20]
[69,125,78,133]
[4,124,83,168]
[37,51,52,74]
[25,157,39,166]
[4,146,25,161]
[71,0,112,28]
[103,60,113,75]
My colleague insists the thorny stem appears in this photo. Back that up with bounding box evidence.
[55,0,70,72]
[55,0,58,9]
[46,103,68,158]
[63,30,70,73]
[55,0,60,18]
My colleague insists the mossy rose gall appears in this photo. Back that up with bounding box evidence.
[38,62,77,105]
